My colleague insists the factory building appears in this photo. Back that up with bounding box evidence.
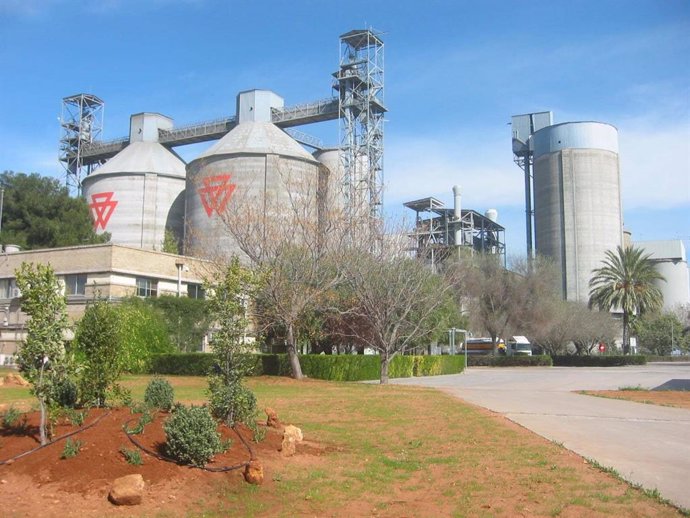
[404,185,506,269]
[635,240,690,311]
[512,114,623,303]
[0,244,210,365]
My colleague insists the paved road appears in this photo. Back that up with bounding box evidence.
[392,363,690,510]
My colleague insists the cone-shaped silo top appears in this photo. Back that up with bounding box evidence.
[192,121,317,164]
[84,141,186,179]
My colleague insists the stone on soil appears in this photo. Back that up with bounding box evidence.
[283,425,303,442]
[244,461,264,485]
[108,474,145,506]
[265,407,281,428]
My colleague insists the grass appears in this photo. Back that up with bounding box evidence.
[1,373,686,516]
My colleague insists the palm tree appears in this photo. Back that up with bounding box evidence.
[589,245,665,354]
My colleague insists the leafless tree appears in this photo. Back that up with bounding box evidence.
[214,164,348,379]
[338,225,453,384]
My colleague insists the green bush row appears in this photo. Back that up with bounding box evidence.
[149,353,465,381]
[551,355,647,367]
[466,355,553,367]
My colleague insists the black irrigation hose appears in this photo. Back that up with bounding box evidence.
[123,416,256,473]
[0,410,111,466]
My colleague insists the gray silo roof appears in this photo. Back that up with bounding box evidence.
[194,121,317,163]
[85,141,186,178]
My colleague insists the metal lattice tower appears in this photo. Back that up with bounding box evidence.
[335,29,386,223]
[59,93,104,195]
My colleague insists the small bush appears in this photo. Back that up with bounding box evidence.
[105,384,133,408]
[52,378,78,408]
[467,355,553,367]
[120,447,143,465]
[2,406,22,428]
[208,377,257,426]
[551,355,646,367]
[164,405,222,467]
[248,419,266,443]
[144,377,174,411]
[61,438,82,459]
[126,409,153,435]
[64,408,85,426]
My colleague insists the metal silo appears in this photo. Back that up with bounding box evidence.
[532,121,623,302]
[185,108,321,260]
[81,113,186,250]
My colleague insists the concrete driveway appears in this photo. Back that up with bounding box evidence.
[392,363,690,510]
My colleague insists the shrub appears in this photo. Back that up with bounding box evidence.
[120,447,143,465]
[208,377,257,426]
[164,405,222,467]
[52,378,78,408]
[144,377,175,411]
[551,355,646,367]
[2,406,22,428]
[61,438,82,459]
[125,409,153,435]
[466,355,553,367]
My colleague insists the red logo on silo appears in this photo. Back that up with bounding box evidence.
[197,174,237,218]
[89,192,118,230]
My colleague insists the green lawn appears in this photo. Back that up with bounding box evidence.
[1,373,685,517]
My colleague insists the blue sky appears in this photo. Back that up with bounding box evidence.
[1,0,688,258]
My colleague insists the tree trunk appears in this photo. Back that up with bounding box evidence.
[39,398,47,446]
[380,355,390,385]
[286,323,304,380]
[622,312,630,355]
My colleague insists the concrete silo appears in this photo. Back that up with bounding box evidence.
[635,240,690,311]
[185,90,321,260]
[532,122,623,302]
[81,113,186,250]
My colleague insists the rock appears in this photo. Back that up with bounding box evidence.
[265,407,281,428]
[5,459,14,466]
[243,461,264,485]
[280,435,296,457]
[108,474,145,506]
[283,425,303,443]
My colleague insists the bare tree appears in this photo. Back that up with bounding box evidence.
[213,164,348,379]
[339,227,453,384]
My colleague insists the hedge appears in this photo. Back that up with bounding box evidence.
[644,355,690,363]
[551,355,647,367]
[149,353,465,381]
[466,355,552,367]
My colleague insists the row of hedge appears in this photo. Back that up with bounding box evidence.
[551,355,647,367]
[149,353,465,381]
[644,355,690,363]
[467,355,552,367]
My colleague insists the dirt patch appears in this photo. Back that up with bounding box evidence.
[580,390,690,410]
[0,407,316,517]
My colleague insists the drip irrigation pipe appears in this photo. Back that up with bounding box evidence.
[0,410,111,466]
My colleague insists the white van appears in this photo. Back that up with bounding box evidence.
[507,336,532,356]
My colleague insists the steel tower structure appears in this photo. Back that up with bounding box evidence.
[334,29,386,222]
[59,94,104,195]
[511,111,552,257]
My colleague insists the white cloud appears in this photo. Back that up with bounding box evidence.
[619,119,690,209]
[385,131,523,211]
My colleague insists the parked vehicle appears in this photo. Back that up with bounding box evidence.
[507,336,532,356]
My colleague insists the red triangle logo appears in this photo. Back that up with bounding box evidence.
[197,174,237,218]
[89,192,118,230]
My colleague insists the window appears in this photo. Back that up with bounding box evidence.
[0,278,18,299]
[187,283,205,300]
[136,277,158,298]
[64,274,87,296]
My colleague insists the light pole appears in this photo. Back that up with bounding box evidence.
[448,328,468,372]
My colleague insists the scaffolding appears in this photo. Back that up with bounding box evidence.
[334,29,386,223]
[404,197,506,270]
[59,94,104,194]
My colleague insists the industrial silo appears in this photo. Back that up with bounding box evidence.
[636,240,690,311]
[81,113,186,251]
[532,121,623,302]
[185,91,321,260]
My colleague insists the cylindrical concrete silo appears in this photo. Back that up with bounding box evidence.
[636,240,690,311]
[81,113,186,251]
[185,119,321,260]
[532,122,623,302]
[313,148,346,216]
